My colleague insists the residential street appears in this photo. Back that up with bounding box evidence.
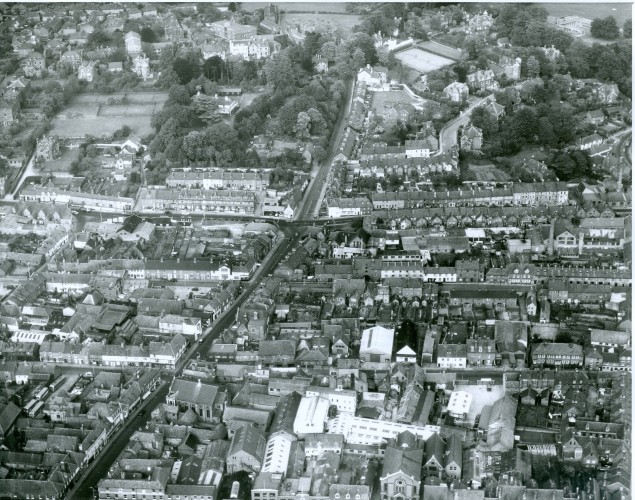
[436,93,495,153]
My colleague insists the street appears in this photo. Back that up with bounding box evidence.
[67,383,170,500]
[295,78,355,220]
[3,150,36,201]
[436,94,495,154]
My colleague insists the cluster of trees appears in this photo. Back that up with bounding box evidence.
[548,150,595,181]
[39,78,81,119]
[494,4,573,51]
[92,71,140,94]
[564,40,631,95]
[590,16,621,40]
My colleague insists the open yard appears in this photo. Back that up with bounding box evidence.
[50,92,167,139]
[370,90,420,113]
[451,384,506,426]
[394,47,456,73]
[37,148,80,175]
[468,163,512,183]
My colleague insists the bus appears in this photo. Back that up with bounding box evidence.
[24,399,45,418]
[34,386,49,401]
[49,376,66,393]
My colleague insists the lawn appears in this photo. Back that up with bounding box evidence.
[394,47,456,73]
[467,163,512,182]
[538,3,632,26]
[37,148,81,175]
[50,92,167,139]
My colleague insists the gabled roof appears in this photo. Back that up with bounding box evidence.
[382,446,423,481]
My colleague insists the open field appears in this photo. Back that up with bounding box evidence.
[281,12,361,37]
[395,47,455,73]
[50,92,167,139]
[468,163,512,183]
[538,3,632,26]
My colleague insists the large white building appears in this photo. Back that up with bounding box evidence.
[304,386,357,414]
[327,414,440,446]
[229,37,271,60]
[360,325,394,364]
[293,396,330,437]
[447,390,472,420]
[261,434,293,475]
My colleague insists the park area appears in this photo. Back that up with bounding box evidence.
[394,47,456,73]
[50,92,167,139]
[467,163,512,183]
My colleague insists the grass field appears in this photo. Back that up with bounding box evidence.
[394,47,455,73]
[538,3,632,26]
[50,92,167,139]
[468,164,512,182]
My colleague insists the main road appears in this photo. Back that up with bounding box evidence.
[68,76,357,498]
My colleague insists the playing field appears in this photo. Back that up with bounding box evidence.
[468,164,512,182]
[242,2,351,13]
[394,47,456,73]
[50,92,167,139]
[538,3,632,26]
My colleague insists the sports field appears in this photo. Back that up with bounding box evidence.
[394,47,456,73]
[50,92,167,138]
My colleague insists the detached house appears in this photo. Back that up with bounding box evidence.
[357,65,388,87]
[597,84,619,104]
[77,60,96,82]
[466,69,498,91]
[443,81,469,102]
[460,125,483,151]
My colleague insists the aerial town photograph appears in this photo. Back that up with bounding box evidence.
[0,1,631,499]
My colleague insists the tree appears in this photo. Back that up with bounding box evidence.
[140,26,158,43]
[470,107,498,138]
[549,151,577,180]
[624,19,632,38]
[166,85,191,106]
[294,111,311,139]
[351,47,366,71]
[508,107,538,143]
[203,55,225,82]
[155,67,181,89]
[172,57,201,85]
[526,56,541,79]
[320,41,337,62]
[453,64,468,83]
[264,52,295,94]
[591,16,620,40]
